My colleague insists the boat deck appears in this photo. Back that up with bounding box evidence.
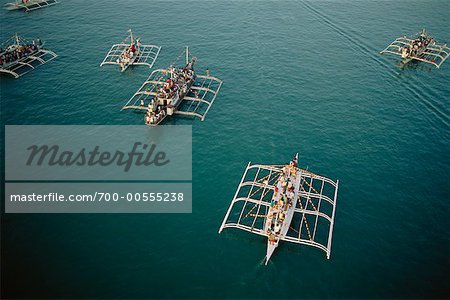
[122,69,223,122]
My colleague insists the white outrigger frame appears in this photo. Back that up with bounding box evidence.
[0,34,57,79]
[380,31,450,68]
[219,161,339,264]
[122,47,223,123]
[4,0,58,12]
[100,30,161,72]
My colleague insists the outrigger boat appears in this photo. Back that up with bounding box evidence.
[122,47,223,126]
[381,29,450,68]
[219,154,339,265]
[0,34,57,78]
[4,0,58,12]
[100,29,161,72]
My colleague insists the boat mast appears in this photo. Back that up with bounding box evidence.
[15,33,20,45]
[186,46,189,64]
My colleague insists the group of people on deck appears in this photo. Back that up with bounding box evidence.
[143,65,195,125]
[402,32,433,58]
[156,65,195,100]
[0,40,40,66]
[267,160,297,244]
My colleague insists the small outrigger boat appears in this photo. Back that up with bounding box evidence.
[122,47,223,126]
[0,34,57,78]
[4,0,58,12]
[100,29,161,72]
[219,154,339,265]
[381,29,450,68]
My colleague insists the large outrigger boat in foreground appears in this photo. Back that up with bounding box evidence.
[100,29,161,72]
[0,34,57,78]
[122,47,223,126]
[219,154,339,265]
[4,0,58,12]
[381,29,450,68]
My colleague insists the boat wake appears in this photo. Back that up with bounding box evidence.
[298,0,450,129]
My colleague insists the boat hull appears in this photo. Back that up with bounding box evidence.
[264,169,301,264]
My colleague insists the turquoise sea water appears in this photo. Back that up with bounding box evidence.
[1,0,449,298]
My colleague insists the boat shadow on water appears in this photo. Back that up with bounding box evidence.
[221,230,310,262]
[395,60,435,73]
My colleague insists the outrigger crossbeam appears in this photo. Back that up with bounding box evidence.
[175,74,223,121]
[4,0,58,12]
[380,31,450,68]
[219,160,339,264]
